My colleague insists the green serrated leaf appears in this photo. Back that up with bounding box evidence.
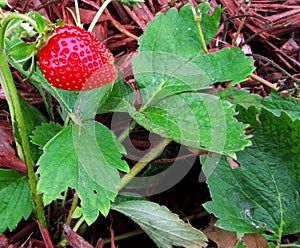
[234,92,300,126]
[235,105,260,127]
[203,109,300,243]
[138,3,220,56]
[98,80,136,114]
[74,83,113,121]
[36,67,114,122]
[133,92,251,156]
[262,92,300,121]
[218,88,262,109]
[0,169,33,232]
[9,41,35,62]
[132,51,212,105]
[37,122,129,224]
[133,48,255,108]
[112,200,207,248]
[31,122,63,148]
[133,4,254,106]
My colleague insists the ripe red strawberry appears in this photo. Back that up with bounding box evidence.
[38,26,118,91]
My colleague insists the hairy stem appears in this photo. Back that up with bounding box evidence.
[0,13,46,228]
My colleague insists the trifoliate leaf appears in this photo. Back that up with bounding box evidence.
[37,122,129,224]
[203,108,300,243]
[0,169,33,232]
[133,92,251,156]
[112,200,207,248]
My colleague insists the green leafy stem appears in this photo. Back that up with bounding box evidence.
[189,1,278,90]
[189,0,208,53]
[0,13,47,228]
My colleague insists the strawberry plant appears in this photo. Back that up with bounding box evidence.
[0,0,299,247]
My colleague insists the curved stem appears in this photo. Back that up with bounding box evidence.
[0,14,46,228]
[0,13,39,34]
[117,138,172,192]
[66,193,79,225]
[117,120,137,143]
[88,0,114,33]
[73,216,86,232]
[250,73,278,91]
[104,7,139,41]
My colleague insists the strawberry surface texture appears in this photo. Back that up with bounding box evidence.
[38,26,118,91]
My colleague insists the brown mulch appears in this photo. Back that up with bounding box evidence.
[1,0,300,247]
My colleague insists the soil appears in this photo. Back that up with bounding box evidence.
[0,0,299,247]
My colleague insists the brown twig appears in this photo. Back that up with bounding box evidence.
[252,54,294,79]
